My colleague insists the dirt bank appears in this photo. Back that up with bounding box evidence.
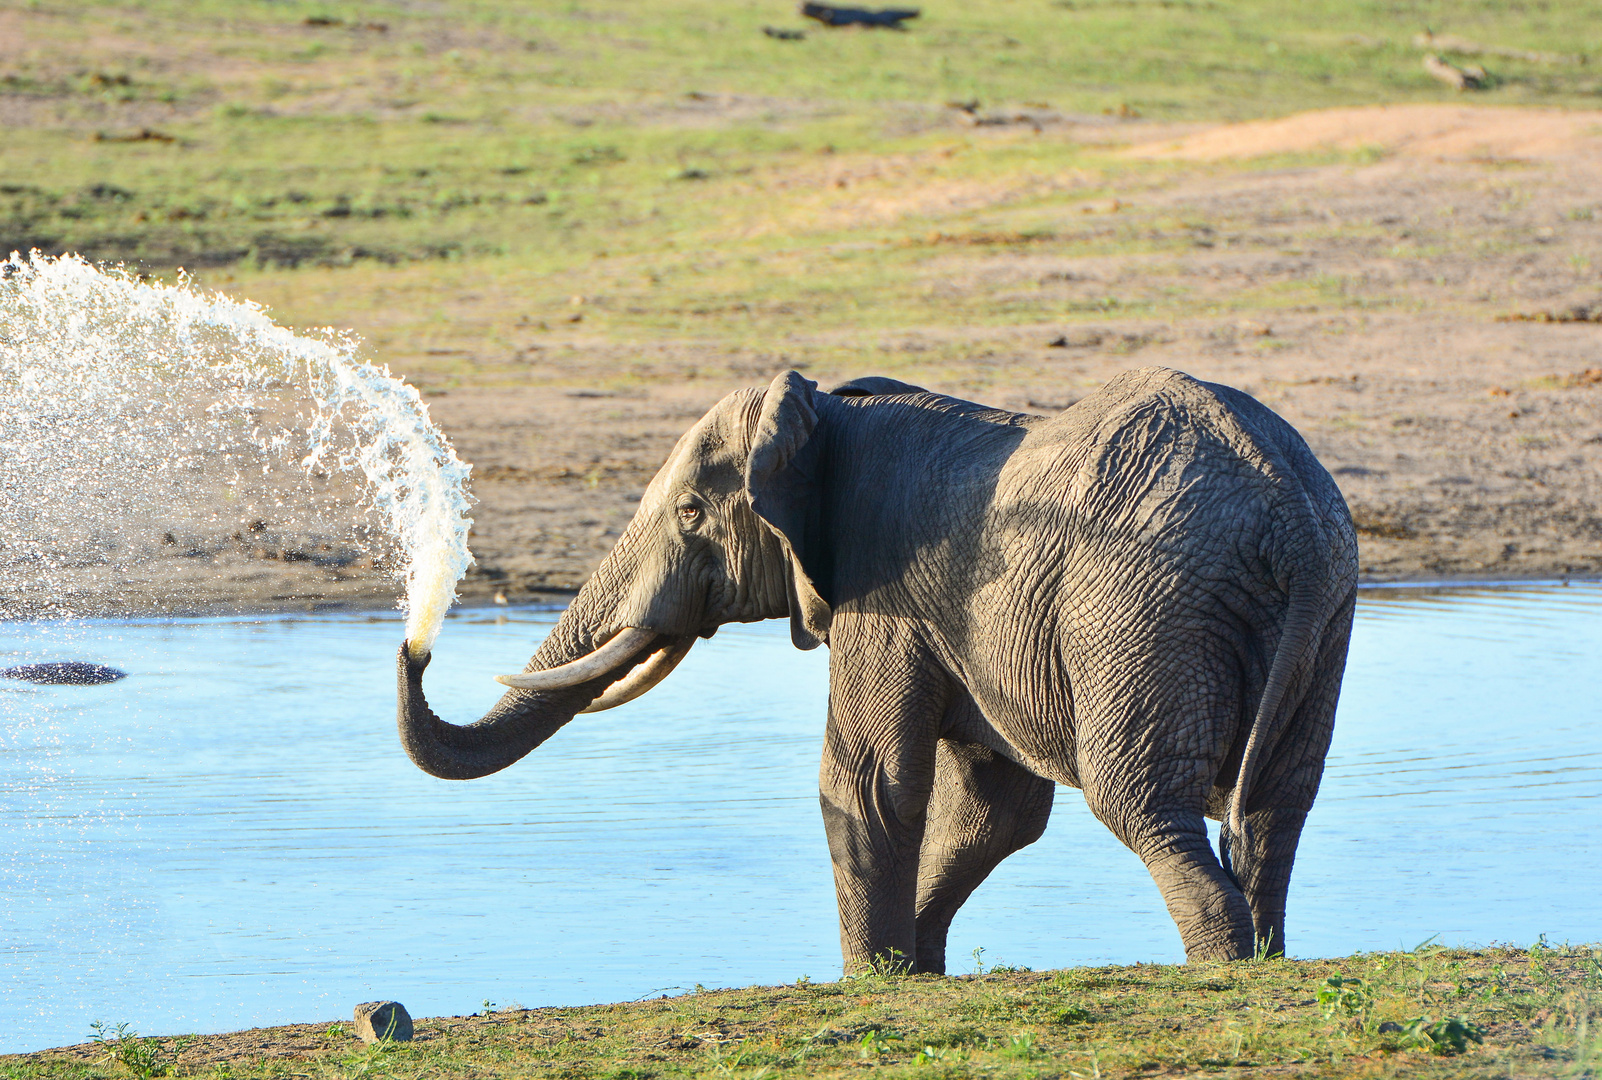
[10,106,1601,617]
[437,105,1602,599]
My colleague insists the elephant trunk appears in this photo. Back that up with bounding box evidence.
[395,538,694,780]
[396,645,610,780]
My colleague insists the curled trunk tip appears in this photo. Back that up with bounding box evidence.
[396,642,589,780]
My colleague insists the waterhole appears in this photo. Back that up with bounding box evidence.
[0,584,1597,1052]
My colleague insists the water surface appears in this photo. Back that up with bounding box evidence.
[1,585,1598,1053]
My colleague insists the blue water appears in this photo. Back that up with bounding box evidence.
[1,585,1598,1053]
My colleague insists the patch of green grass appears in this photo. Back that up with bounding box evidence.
[5,0,1601,273]
[81,1023,194,1080]
[9,946,1601,1079]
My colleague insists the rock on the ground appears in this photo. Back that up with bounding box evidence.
[353,1001,413,1043]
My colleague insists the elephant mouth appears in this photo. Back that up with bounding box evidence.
[576,636,694,712]
[494,626,695,713]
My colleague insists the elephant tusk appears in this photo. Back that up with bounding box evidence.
[494,626,658,691]
[578,638,694,713]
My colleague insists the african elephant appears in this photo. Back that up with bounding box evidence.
[397,366,1358,971]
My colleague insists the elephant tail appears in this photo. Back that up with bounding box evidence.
[1224,575,1324,880]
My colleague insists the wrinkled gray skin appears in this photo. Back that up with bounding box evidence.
[397,366,1358,972]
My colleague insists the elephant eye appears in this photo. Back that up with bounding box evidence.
[676,504,702,526]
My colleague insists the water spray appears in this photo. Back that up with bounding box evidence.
[0,252,474,654]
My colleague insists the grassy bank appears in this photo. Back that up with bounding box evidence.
[13,1,1602,405]
[9,1,1602,378]
[7,1,1601,282]
[6,944,1602,1078]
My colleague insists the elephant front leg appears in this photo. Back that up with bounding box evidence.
[914,738,1055,974]
[818,638,947,975]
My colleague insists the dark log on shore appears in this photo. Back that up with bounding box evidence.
[799,3,920,29]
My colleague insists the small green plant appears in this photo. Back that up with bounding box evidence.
[859,1028,904,1059]
[1476,963,1510,1004]
[864,947,911,977]
[1529,935,1556,988]
[879,948,911,976]
[89,1021,169,1079]
[790,1025,842,1064]
[841,948,909,988]
[971,946,986,975]
[989,961,1033,974]
[1411,933,1444,956]
[1398,1015,1485,1055]
[999,1032,1040,1059]
[1251,934,1284,962]
[1316,975,1372,1022]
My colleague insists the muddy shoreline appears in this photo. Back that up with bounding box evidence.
[10,553,1592,629]
[25,564,1602,621]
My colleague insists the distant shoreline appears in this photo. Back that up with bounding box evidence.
[2,570,1598,628]
[0,570,1596,628]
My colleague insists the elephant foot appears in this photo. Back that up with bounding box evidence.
[1182,931,1256,963]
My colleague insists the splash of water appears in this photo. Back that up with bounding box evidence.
[0,252,472,655]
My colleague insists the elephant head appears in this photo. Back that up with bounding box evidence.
[397,370,852,780]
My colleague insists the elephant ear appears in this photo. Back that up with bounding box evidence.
[745,370,832,650]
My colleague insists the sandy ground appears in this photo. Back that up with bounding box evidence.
[11,105,1599,618]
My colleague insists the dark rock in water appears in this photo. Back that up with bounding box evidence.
[354,1001,413,1043]
[0,662,127,685]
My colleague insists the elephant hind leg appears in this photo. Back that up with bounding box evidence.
[1222,591,1353,957]
[1127,815,1256,962]
[1222,806,1307,957]
[914,739,1055,974]
[1083,762,1253,961]
[1077,710,1255,960]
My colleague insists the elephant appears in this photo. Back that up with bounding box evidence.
[397,365,1358,972]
